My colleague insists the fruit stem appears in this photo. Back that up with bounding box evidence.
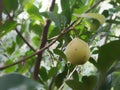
[58,66,78,90]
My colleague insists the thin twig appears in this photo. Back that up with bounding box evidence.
[104,15,114,44]
[33,0,56,80]
[104,24,112,44]
[15,28,36,51]
[85,0,101,13]
[4,8,36,51]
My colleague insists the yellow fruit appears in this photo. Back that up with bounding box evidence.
[65,37,90,65]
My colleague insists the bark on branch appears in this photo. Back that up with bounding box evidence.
[33,0,56,80]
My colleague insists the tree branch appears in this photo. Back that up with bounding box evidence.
[0,0,101,73]
[15,28,36,51]
[104,15,114,44]
[4,9,35,51]
[0,15,79,71]
[33,0,56,80]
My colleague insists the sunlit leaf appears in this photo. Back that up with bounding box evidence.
[25,3,43,24]
[30,23,42,36]
[4,60,17,73]
[32,36,40,48]
[53,49,67,60]
[74,13,106,24]
[0,20,17,37]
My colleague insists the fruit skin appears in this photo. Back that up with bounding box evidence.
[65,37,90,65]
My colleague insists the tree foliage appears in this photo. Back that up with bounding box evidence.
[0,0,120,90]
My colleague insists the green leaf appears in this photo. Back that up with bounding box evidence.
[4,60,17,73]
[32,36,40,48]
[61,0,71,24]
[74,13,106,24]
[72,0,94,14]
[39,67,48,82]
[99,74,112,90]
[69,0,76,9]
[53,4,59,13]
[53,49,66,60]
[109,6,120,13]
[3,0,18,12]
[89,57,97,68]
[112,72,120,90]
[48,67,58,79]
[55,70,67,88]
[0,73,43,90]
[47,12,67,29]
[117,0,120,4]
[16,35,24,47]
[0,20,17,37]
[102,10,109,18]
[25,3,43,23]
[66,75,97,90]
[97,40,120,73]
[19,0,30,6]
[72,70,79,81]
[17,50,35,74]
[30,22,42,36]
[82,75,97,89]
[66,80,84,90]
[90,19,101,32]
[72,1,89,14]
[6,42,16,55]
[48,27,60,39]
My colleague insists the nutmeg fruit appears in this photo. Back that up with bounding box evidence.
[65,37,90,65]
